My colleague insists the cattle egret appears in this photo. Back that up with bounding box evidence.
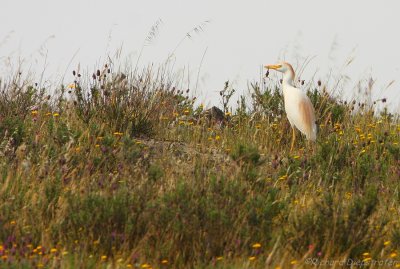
[264,62,317,151]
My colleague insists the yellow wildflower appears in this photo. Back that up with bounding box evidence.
[249,256,256,261]
[252,243,261,248]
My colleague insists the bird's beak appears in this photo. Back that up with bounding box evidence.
[264,64,282,70]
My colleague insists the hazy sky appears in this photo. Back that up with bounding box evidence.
[2,0,400,110]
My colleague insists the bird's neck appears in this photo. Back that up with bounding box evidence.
[282,70,295,86]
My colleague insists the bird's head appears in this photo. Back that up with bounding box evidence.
[264,62,294,74]
[264,62,295,84]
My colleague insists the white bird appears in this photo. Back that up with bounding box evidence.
[264,62,317,151]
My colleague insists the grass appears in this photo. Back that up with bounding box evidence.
[0,60,399,269]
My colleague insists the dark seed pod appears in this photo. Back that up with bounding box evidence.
[72,70,76,76]
[186,89,190,93]
[301,80,305,85]
[77,74,81,78]
[107,69,111,73]
[279,79,283,84]
[265,70,269,77]
[382,98,387,103]
[317,80,321,86]
[219,91,223,96]
[96,70,101,77]
[105,64,108,68]
[92,74,96,80]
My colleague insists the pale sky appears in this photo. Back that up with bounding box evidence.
[1,0,400,111]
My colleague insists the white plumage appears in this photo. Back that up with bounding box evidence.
[265,62,317,150]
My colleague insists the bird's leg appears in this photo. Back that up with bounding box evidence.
[290,127,296,152]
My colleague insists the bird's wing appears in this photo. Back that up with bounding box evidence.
[298,95,317,141]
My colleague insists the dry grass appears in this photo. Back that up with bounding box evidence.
[0,60,399,269]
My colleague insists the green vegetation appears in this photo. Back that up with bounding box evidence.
[0,62,399,269]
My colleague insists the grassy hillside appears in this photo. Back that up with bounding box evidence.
[0,63,399,269]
